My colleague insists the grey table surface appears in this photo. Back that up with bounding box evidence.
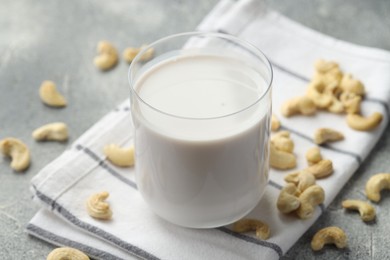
[0,0,389,259]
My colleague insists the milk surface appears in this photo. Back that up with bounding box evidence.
[131,52,271,227]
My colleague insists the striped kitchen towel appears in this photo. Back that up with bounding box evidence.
[27,0,390,259]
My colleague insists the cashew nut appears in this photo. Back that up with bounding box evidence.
[314,59,340,75]
[281,96,316,117]
[314,60,343,86]
[86,191,112,220]
[327,95,344,114]
[342,199,376,221]
[340,92,362,114]
[46,247,90,260]
[123,45,154,63]
[232,218,270,240]
[277,183,301,213]
[271,131,294,153]
[39,81,67,107]
[306,79,334,109]
[104,144,135,167]
[94,41,118,70]
[311,226,347,251]
[365,173,390,202]
[346,112,383,131]
[340,73,365,96]
[306,146,322,166]
[306,159,333,179]
[296,185,325,219]
[32,122,68,142]
[284,170,316,192]
[314,128,344,145]
[271,114,281,132]
[270,142,296,170]
[0,138,30,172]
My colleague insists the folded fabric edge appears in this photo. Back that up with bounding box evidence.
[25,223,124,260]
[30,185,161,260]
[31,174,288,257]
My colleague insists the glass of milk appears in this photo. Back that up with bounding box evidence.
[129,32,272,228]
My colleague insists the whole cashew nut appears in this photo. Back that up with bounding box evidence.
[281,96,316,117]
[296,185,325,219]
[284,170,316,192]
[46,247,90,260]
[306,79,333,109]
[314,128,344,145]
[305,146,322,166]
[277,183,301,213]
[270,142,296,170]
[306,159,334,179]
[314,60,340,75]
[94,41,118,71]
[32,122,68,142]
[86,191,112,220]
[39,81,67,107]
[123,45,154,63]
[271,114,281,132]
[365,173,390,202]
[271,131,294,153]
[342,199,376,222]
[0,138,30,172]
[346,112,383,131]
[104,144,135,167]
[340,73,365,96]
[232,218,270,240]
[311,226,347,251]
[327,95,344,114]
[313,60,344,93]
[340,92,362,114]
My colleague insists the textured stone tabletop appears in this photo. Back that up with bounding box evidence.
[0,0,389,259]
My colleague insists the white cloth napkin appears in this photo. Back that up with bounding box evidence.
[27,0,390,259]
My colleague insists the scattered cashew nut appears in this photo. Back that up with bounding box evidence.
[32,122,68,142]
[342,199,376,222]
[123,45,154,63]
[39,81,67,107]
[104,144,135,167]
[94,41,118,70]
[340,92,362,114]
[281,96,316,117]
[306,159,334,179]
[270,142,296,170]
[365,173,390,202]
[311,226,347,251]
[284,170,316,192]
[277,183,301,213]
[271,114,281,132]
[327,95,344,114]
[340,73,365,96]
[0,138,30,172]
[306,79,333,109]
[314,128,344,145]
[296,185,325,219]
[346,112,383,131]
[271,131,294,153]
[314,60,340,75]
[46,247,90,260]
[86,191,112,220]
[232,218,270,240]
[306,146,322,166]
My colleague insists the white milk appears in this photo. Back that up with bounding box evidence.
[131,53,271,228]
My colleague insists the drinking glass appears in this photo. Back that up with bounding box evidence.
[129,32,273,228]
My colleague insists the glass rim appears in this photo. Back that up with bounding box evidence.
[128,31,273,120]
